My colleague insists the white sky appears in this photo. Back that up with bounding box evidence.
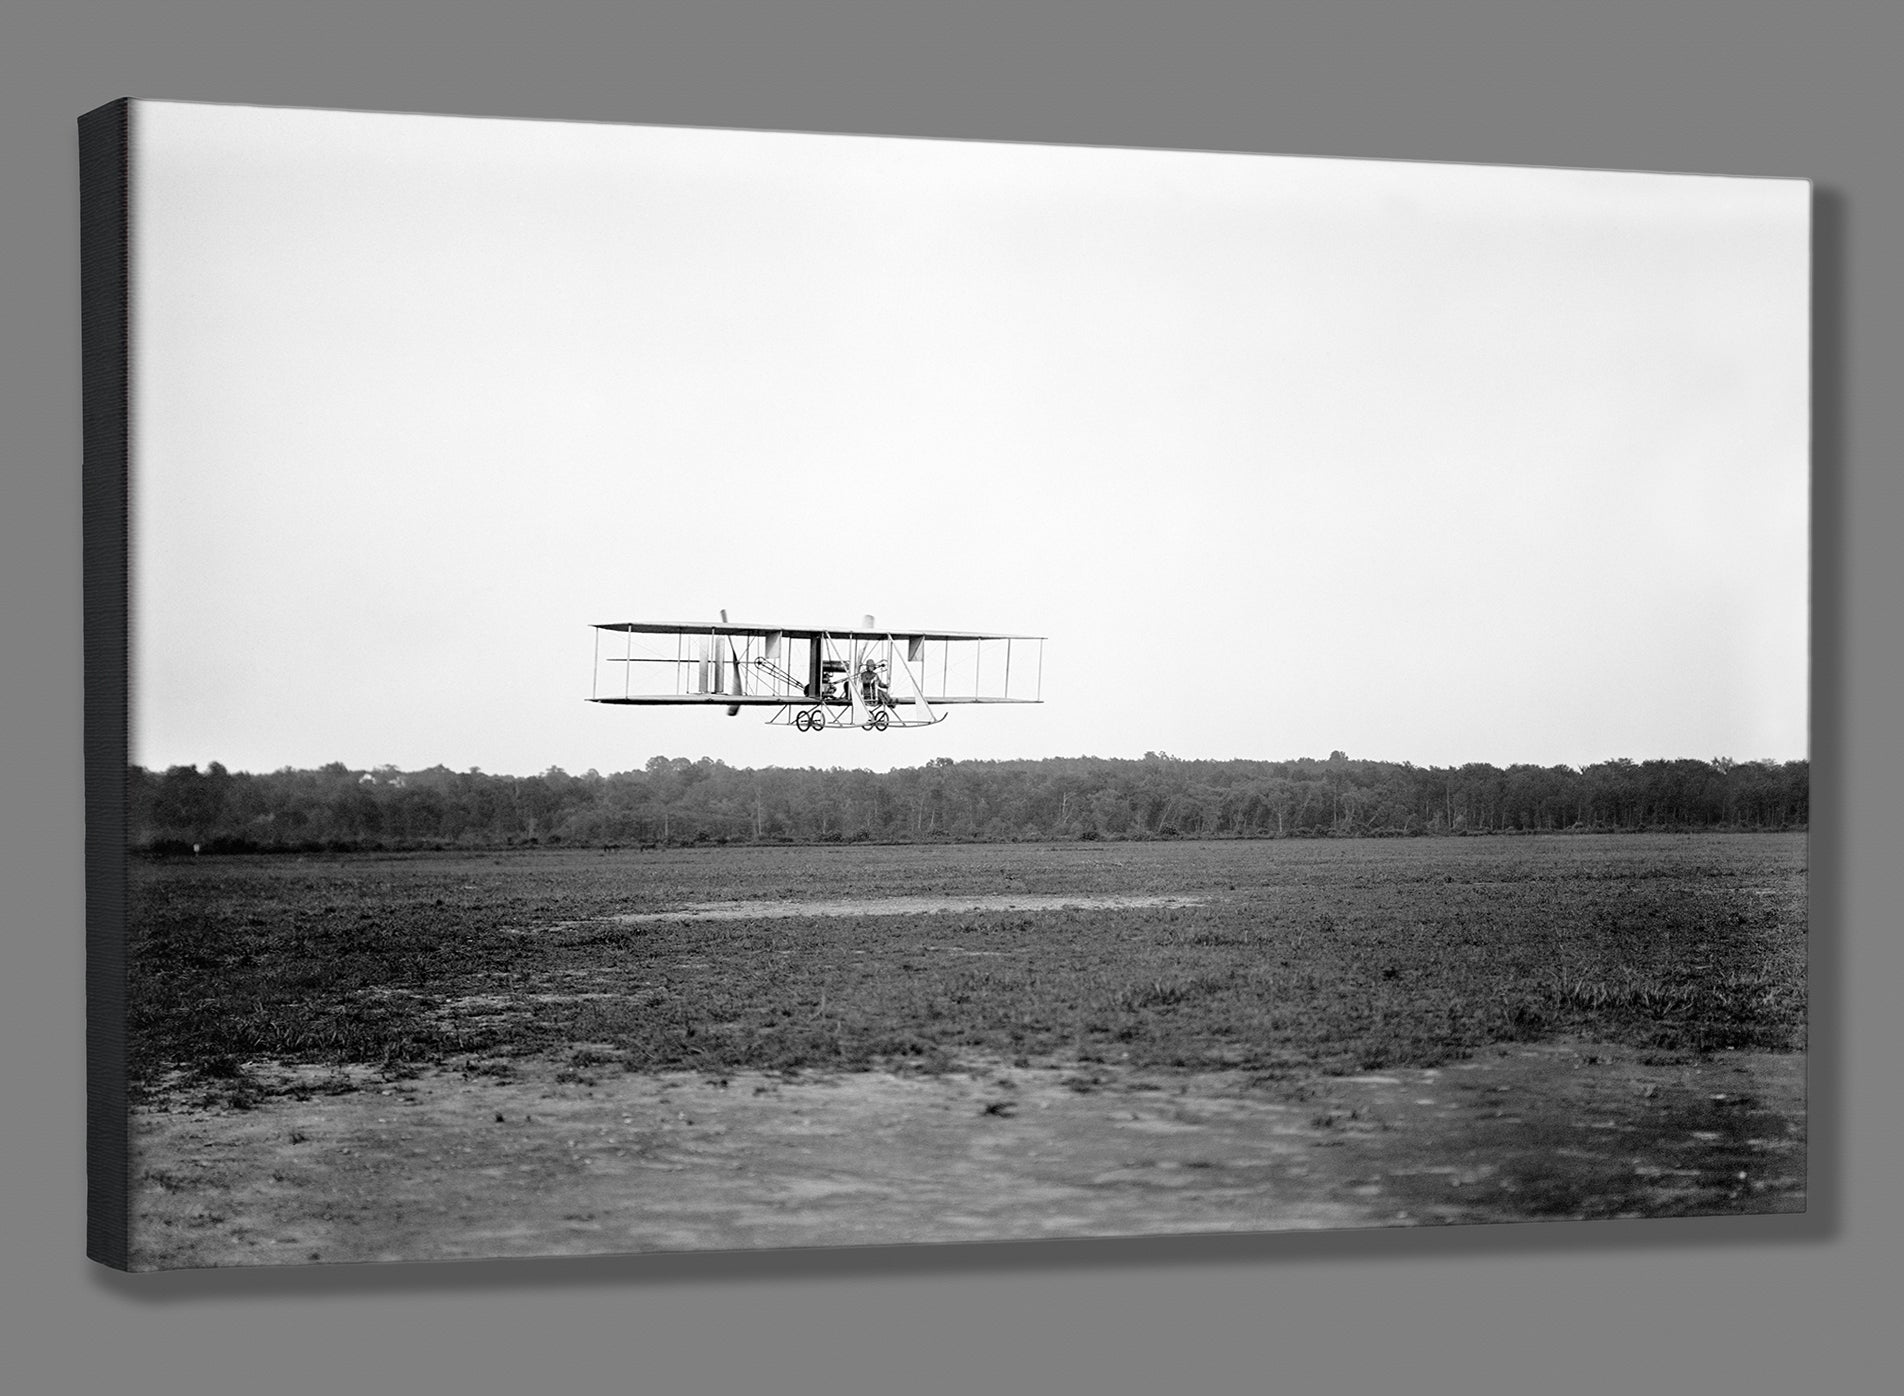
[129,101,1809,776]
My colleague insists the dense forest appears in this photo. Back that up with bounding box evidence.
[129,751,1809,854]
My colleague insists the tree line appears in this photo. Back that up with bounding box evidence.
[129,751,1809,854]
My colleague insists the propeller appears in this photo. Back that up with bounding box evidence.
[721,608,741,716]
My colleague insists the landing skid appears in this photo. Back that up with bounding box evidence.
[772,704,943,732]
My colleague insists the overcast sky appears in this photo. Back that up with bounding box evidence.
[129,100,1808,777]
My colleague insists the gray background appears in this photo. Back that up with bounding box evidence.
[2,2,1894,1392]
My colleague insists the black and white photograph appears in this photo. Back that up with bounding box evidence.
[93,98,1808,1270]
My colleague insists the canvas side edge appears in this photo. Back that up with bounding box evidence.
[80,96,132,1271]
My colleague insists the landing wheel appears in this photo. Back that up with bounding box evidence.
[873,709,891,731]
[794,710,812,732]
[807,708,826,732]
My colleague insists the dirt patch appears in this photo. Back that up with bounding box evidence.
[128,1040,1803,1268]
[591,893,1208,924]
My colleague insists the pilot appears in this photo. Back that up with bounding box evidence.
[860,657,880,704]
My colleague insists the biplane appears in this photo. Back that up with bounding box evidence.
[588,614,1043,732]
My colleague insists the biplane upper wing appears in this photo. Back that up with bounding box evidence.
[593,621,1042,642]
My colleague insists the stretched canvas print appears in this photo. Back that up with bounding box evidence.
[83,99,1810,1270]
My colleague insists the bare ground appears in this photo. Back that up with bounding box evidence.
[129,1040,1803,1269]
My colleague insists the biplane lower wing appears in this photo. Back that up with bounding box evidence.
[589,695,798,706]
[588,695,1039,705]
[587,617,1043,729]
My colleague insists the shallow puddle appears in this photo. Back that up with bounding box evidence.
[603,893,1207,923]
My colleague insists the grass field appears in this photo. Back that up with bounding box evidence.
[129,832,1806,1100]
[123,833,1807,1263]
